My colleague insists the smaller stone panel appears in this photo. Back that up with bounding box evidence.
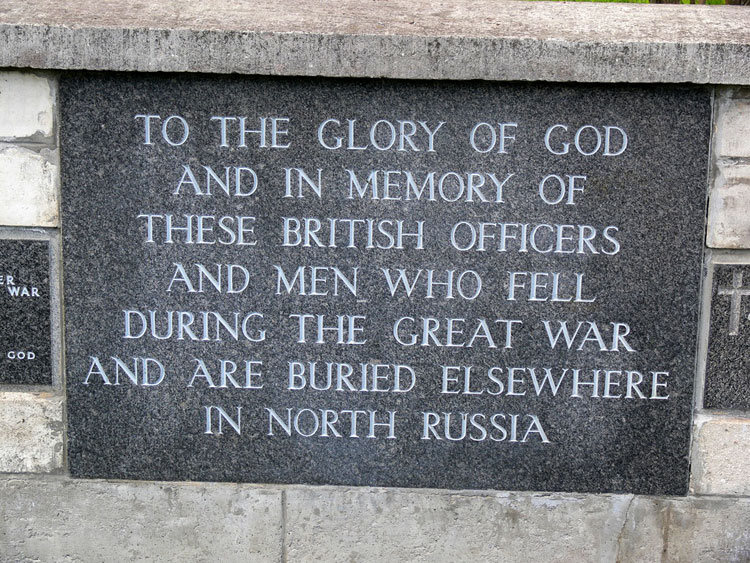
[691,415,750,496]
[707,164,750,248]
[0,478,283,562]
[0,72,54,139]
[0,392,63,472]
[0,239,51,385]
[0,146,59,227]
[705,264,750,410]
[285,487,663,563]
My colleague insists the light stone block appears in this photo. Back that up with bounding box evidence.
[0,393,63,473]
[716,96,750,158]
[285,487,662,563]
[0,145,58,227]
[664,497,750,563]
[0,478,283,562]
[0,72,54,139]
[706,163,750,248]
[691,416,750,496]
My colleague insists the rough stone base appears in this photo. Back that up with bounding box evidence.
[0,477,282,563]
[2,478,750,562]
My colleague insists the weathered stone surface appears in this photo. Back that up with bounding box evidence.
[4,0,748,41]
[285,487,662,563]
[285,489,750,562]
[691,415,750,496]
[61,74,709,495]
[704,264,750,409]
[707,164,750,249]
[0,72,54,140]
[0,239,52,385]
[664,497,750,563]
[0,145,58,227]
[0,477,283,562]
[1,1,750,84]
[3,477,750,562]
[0,393,62,473]
[719,87,750,100]
[716,96,750,158]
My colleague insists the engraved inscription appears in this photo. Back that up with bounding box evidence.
[705,265,750,410]
[0,240,52,385]
[61,75,709,494]
[718,271,750,335]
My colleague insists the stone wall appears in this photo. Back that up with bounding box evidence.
[2,1,750,560]
[1,67,749,563]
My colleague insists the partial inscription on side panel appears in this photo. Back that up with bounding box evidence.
[705,264,750,410]
[0,239,51,385]
[60,75,710,495]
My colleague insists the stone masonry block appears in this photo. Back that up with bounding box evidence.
[707,163,750,248]
[691,416,750,496]
[0,478,283,562]
[285,487,662,563]
[0,392,63,473]
[0,72,54,139]
[664,497,750,563]
[0,145,58,227]
[716,96,750,158]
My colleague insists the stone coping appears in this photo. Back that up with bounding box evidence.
[1,0,749,84]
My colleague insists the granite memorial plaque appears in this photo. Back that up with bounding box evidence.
[704,264,750,410]
[0,239,52,385]
[60,74,710,495]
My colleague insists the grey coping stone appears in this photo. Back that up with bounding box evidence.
[704,264,750,410]
[60,73,710,495]
[1,0,750,84]
[0,239,51,385]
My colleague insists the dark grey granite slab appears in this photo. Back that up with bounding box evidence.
[60,74,710,495]
[704,264,750,410]
[0,239,51,385]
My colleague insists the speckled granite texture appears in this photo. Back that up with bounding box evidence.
[0,239,51,385]
[60,73,710,494]
[705,264,750,410]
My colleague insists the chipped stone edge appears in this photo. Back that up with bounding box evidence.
[0,71,56,141]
